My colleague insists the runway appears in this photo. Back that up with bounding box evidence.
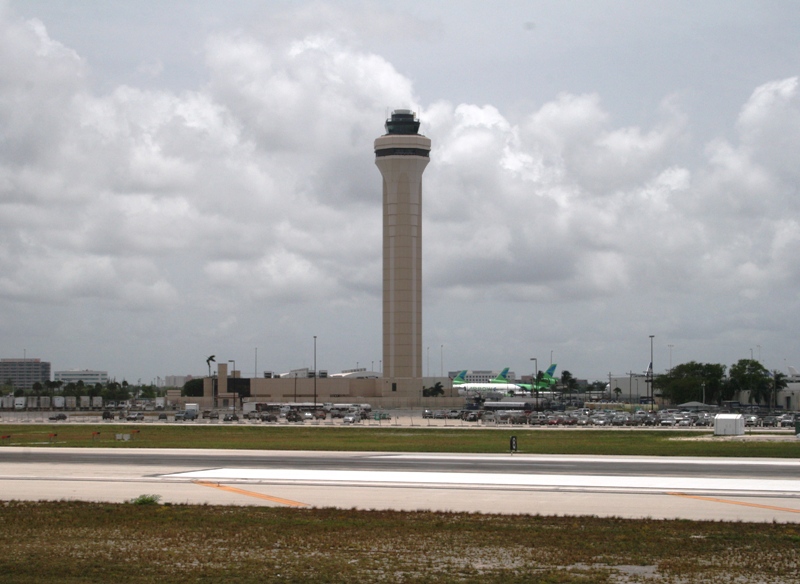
[1,448,798,522]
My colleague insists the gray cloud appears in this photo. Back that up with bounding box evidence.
[1,2,799,382]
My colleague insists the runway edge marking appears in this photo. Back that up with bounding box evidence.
[194,480,309,507]
[668,492,800,514]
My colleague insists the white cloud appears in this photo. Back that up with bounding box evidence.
[2,3,800,382]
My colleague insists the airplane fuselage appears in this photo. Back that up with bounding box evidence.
[457,383,523,396]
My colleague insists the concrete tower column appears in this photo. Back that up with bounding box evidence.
[375,110,431,379]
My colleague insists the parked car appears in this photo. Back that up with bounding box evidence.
[761,416,779,427]
[102,410,114,420]
[422,409,434,419]
[158,413,167,421]
[285,411,302,422]
[48,413,67,421]
[744,414,761,427]
[127,412,144,421]
[342,414,359,424]
[260,413,278,422]
[223,413,239,422]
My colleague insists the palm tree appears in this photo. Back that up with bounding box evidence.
[206,355,216,377]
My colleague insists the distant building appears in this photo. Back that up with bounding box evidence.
[164,375,195,388]
[608,374,650,402]
[54,369,109,386]
[0,358,51,391]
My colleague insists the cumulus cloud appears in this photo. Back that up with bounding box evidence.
[1,5,799,380]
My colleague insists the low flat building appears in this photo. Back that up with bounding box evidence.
[54,369,109,386]
[201,363,457,410]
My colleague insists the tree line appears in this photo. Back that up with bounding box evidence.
[2,379,164,402]
[653,359,788,407]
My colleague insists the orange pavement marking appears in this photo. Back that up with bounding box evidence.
[194,480,309,507]
[668,492,800,514]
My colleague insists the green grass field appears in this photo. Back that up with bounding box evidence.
[1,501,798,583]
[2,424,799,582]
[1,423,798,457]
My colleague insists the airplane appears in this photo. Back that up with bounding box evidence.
[514,364,558,392]
[455,368,518,396]
[451,370,468,385]
[456,380,520,397]
[456,366,558,397]
[489,368,511,384]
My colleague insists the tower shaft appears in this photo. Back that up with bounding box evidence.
[375,113,430,379]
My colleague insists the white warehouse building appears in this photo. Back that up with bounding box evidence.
[54,369,109,386]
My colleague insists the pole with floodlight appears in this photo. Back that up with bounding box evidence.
[228,359,235,414]
[313,336,317,411]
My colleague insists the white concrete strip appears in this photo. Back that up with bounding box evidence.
[166,468,800,495]
[381,453,800,467]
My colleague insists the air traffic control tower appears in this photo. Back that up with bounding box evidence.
[375,110,431,379]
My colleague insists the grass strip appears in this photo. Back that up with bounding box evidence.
[0,424,799,457]
[0,501,798,583]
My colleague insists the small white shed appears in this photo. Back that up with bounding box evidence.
[714,413,745,436]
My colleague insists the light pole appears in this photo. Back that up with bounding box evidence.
[440,345,443,378]
[313,336,317,411]
[530,357,538,411]
[228,359,235,413]
[649,335,654,404]
[668,344,673,373]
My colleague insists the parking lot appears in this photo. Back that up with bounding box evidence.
[1,407,798,435]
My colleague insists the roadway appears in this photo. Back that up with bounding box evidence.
[1,447,799,522]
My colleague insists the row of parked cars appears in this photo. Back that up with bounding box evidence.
[422,408,798,428]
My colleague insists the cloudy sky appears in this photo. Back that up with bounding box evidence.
[2,1,800,384]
